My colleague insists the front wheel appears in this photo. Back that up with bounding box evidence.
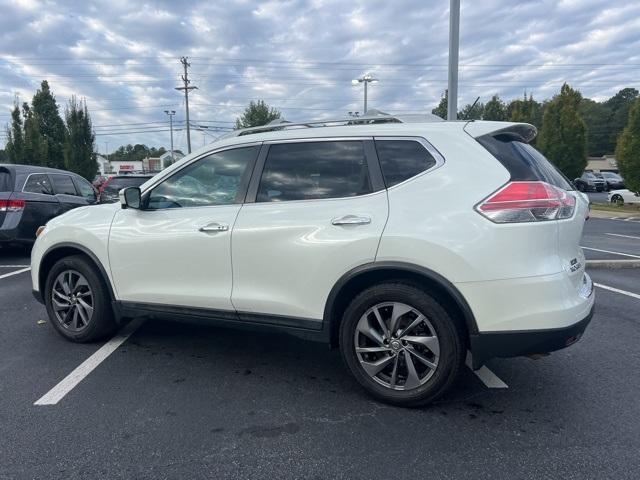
[339,282,464,407]
[44,255,117,342]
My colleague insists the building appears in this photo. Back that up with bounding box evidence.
[96,155,144,175]
[142,151,184,173]
[586,155,618,173]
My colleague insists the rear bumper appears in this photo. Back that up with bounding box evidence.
[469,305,594,369]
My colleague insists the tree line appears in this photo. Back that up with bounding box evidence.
[3,81,97,180]
[432,85,640,190]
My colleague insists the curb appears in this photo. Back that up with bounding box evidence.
[586,259,640,269]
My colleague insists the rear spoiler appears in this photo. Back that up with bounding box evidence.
[463,121,537,143]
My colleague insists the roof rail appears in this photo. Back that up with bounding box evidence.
[219,110,443,139]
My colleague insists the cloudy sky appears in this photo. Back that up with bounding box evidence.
[1,0,639,154]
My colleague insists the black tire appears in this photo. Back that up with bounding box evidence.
[339,282,464,407]
[44,255,117,342]
[612,195,624,206]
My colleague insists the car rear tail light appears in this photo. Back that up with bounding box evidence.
[476,181,576,223]
[0,199,26,212]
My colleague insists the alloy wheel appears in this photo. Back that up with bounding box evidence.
[51,269,94,332]
[354,302,440,391]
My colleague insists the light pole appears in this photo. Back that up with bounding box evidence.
[164,110,175,166]
[447,0,460,120]
[352,74,378,114]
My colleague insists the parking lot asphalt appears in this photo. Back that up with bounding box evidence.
[1,220,640,479]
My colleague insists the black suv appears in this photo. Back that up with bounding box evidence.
[573,172,605,192]
[0,164,97,246]
[98,174,154,204]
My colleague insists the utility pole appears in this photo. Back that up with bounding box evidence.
[447,0,460,121]
[104,141,110,174]
[164,110,175,165]
[352,74,378,114]
[175,57,198,153]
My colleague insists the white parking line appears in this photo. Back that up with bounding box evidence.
[605,233,640,241]
[595,283,640,300]
[0,265,30,268]
[581,246,640,259]
[0,267,31,280]
[34,319,144,406]
[465,352,508,389]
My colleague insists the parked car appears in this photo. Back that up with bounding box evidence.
[574,172,605,192]
[31,116,594,407]
[608,189,640,205]
[98,174,153,203]
[0,164,97,246]
[600,172,625,191]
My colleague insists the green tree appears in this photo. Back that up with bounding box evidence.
[235,100,281,129]
[538,83,587,179]
[64,96,97,180]
[5,104,25,164]
[459,101,484,120]
[615,97,640,194]
[22,103,48,166]
[508,92,543,128]
[32,80,66,169]
[432,90,448,119]
[0,149,7,163]
[483,94,507,121]
[580,98,610,157]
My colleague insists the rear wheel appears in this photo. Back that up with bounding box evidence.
[44,255,117,342]
[340,282,464,407]
[612,194,624,206]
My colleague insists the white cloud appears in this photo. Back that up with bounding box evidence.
[0,0,638,152]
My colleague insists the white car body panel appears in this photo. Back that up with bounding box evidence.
[31,203,119,292]
[231,190,388,321]
[108,205,241,310]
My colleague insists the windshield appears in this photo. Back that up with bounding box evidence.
[602,172,621,179]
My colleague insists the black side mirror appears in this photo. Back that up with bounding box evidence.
[120,187,141,210]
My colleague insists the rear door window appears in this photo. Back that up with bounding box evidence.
[374,139,438,187]
[477,134,574,190]
[50,174,78,195]
[256,141,372,202]
[23,174,53,195]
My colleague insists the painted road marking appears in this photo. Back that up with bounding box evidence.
[605,233,640,241]
[595,283,640,301]
[0,267,31,280]
[581,246,640,259]
[34,319,144,406]
[0,265,30,268]
[465,352,508,389]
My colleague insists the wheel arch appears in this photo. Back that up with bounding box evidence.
[38,243,116,303]
[323,262,478,348]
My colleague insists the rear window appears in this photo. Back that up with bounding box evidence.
[374,139,437,187]
[103,176,150,195]
[0,170,11,192]
[477,134,573,190]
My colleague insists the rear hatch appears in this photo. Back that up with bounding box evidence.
[0,167,14,226]
[465,122,589,284]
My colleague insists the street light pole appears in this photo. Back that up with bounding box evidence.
[352,74,378,114]
[447,0,460,121]
[164,110,175,165]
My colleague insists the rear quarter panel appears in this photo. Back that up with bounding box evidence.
[376,128,562,283]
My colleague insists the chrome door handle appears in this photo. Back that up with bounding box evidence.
[199,222,229,232]
[331,215,371,226]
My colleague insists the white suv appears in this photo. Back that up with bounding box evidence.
[30,114,595,406]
